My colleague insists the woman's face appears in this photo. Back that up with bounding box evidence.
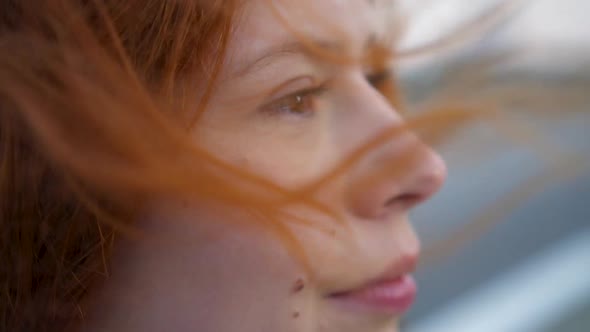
[90,1,446,332]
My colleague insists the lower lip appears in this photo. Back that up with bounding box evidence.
[328,274,417,315]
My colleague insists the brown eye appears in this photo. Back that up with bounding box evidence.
[277,94,314,115]
[261,86,326,118]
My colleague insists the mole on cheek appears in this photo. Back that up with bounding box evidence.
[291,277,305,294]
[292,311,300,319]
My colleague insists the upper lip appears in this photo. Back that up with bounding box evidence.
[328,252,419,296]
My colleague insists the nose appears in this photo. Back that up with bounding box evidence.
[347,129,447,220]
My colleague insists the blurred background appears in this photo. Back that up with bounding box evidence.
[394,0,590,331]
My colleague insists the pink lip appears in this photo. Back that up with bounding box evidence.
[329,274,417,314]
[327,253,419,315]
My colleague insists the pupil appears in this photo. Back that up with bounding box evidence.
[292,95,304,113]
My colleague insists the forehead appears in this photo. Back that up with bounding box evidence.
[227,0,396,65]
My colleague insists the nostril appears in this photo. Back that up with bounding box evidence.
[348,146,447,220]
[384,192,424,211]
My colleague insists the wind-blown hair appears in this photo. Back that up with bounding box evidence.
[1,1,587,331]
[0,1,246,330]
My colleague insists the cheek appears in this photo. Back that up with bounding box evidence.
[196,120,338,188]
[102,203,314,332]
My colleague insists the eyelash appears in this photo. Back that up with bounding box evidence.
[260,86,327,118]
[260,70,392,118]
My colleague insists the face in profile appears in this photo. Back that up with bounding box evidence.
[89,1,447,332]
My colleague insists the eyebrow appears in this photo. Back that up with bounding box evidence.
[231,39,343,79]
[232,33,379,79]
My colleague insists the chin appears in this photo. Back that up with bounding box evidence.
[312,304,402,332]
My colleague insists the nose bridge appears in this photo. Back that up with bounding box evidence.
[344,80,447,220]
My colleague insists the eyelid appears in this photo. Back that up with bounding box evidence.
[259,85,327,116]
[266,85,326,106]
[259,75,326,110]
[265,76,318,101]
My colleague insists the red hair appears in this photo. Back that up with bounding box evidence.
[1,1,357,329]
[1,1,585,331]
[0,1,245,330]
